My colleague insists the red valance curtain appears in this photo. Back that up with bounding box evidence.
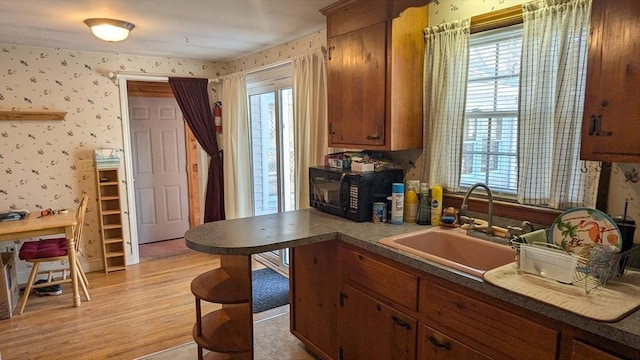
[168,77,225,222]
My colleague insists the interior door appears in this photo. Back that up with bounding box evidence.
[129,97,190,244]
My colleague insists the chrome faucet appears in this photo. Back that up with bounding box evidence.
[459,183,494,236]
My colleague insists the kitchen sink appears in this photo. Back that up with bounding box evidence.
[379,227,516,278]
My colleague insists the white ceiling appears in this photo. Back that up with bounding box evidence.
[0,0,335,62]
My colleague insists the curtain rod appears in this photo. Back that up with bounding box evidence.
[108,71,216,82]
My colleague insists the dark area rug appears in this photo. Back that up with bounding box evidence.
[252,267,289,313]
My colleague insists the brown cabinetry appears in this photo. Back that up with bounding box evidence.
[95,168,126,272]
[580,0,640,163]
[339,283,417,360]
[338,245,418,359]
[291,241,339,360]
[321,0,428,150]
[420,278,558,359]
[290,241,637,360]
[568,339,625,360]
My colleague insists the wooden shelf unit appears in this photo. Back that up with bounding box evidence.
[95,168,127,273]
[191,255,253,359]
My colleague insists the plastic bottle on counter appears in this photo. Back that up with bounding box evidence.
[431,184,443,226]
[416,182,431,225]
[403,180,419,223]
[390,183,404,225]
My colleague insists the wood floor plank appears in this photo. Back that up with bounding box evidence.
[0,250,229,359]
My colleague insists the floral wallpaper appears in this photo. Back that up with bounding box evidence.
[0,44,219,279]
[221,30,326,74]
[429,0,526,24]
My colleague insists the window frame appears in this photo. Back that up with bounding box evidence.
[460,23,522,195]
[447,5,555,224]
[444,4,608,226]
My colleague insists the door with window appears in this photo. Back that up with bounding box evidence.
[248,68,294,272]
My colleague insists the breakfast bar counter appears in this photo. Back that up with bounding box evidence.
[185,208,640,357]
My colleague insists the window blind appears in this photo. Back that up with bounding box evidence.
[461,25,523,195]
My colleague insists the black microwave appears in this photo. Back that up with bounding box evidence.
[309,166,404,222]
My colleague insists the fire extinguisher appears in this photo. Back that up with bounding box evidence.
[213,102,222,133]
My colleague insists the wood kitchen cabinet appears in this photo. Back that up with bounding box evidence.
[580,0,640,163]
[568,340,625,360]
[339,283,417,360]
[338,245,419,359]
[290,241,638,360]
[420,277,559,360]
[290,241,340,360]
[320,0,428,150]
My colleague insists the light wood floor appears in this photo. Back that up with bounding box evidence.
[0,242,287,360]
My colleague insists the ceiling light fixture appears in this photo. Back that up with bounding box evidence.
[84,18,135,42]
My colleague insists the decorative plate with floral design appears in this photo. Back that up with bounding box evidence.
[549,207,622,258]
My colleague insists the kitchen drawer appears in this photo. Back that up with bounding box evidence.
[420,324,491,360]
[420,281,558,359]
[340,246,418,311]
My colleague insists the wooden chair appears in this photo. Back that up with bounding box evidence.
[17,196,91,314]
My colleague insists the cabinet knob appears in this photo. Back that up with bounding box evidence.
[366,134,381,141]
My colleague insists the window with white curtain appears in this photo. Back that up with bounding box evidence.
[426,1,595,209]
[461,25,522,195]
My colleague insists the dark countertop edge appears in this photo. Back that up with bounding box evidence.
[184,209,640,351]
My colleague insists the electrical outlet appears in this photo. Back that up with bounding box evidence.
[5,245,16,253]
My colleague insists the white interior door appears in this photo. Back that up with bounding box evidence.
[129,97,190,244]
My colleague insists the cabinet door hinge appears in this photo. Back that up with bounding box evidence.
[588,114,612,136]
[339,291,348,307]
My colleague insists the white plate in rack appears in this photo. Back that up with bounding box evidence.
[549,207,622,257]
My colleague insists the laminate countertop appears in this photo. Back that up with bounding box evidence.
[184,208,640,352]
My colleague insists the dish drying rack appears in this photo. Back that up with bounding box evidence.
[510,239,640,294]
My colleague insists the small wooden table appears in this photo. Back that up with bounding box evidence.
[0,213,82,308]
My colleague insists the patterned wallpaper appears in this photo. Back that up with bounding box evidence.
[221,30,326,74]
[0,44,219,278]
[429,0,527,24]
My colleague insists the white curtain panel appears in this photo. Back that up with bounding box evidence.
[221,73,253,219]
[292,49,328,210]
[422,19,470,192]
[518,0,598,208]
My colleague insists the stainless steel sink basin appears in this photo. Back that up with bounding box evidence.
[379,227,516,278]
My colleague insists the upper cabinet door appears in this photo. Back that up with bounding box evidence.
[322,0,428,151]
[580,0,640,163]
[327,21,387,147]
